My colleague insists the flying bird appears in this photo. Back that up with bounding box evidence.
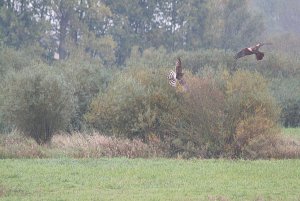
[168,57,188,91]
[235,42,272,60]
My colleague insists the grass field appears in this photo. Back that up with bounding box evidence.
[283,127,300,139]
[0,158,300,201]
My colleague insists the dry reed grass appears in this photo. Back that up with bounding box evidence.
[0,130,299,159]
[242,134,300,159]
[0,130,47,158]
[50,132,165,158]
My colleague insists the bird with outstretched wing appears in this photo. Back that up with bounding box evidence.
[235,42,272,60]
[168,57,188,91]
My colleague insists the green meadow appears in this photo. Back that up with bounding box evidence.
[1,158,300,201]
[283,128,300,139]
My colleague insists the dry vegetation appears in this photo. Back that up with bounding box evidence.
[0,130,166,159]
[0,129,299,159]
[51,132,166,158]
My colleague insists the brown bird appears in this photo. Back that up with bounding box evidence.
[168,57,188,91]
[235,42,272,60]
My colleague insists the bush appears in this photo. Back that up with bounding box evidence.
[2,64,76,144]
[172,49,236,74]
[164,69,281,159]
[168,75,226,158]
[126,47,236,74]
[86,66,282,159]
[85,66,182,140]
[126,46,171,69]
[57,53,114,131]
[0,46,33,77]
[270,77,300,127]
[223,70,281,158]
[155,69,281,159]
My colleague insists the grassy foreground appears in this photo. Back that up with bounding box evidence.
[0,158,300,201]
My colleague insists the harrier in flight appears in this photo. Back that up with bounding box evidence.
[235,42,272,60]
[168,57,188,91]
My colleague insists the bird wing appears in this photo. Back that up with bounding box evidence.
[234,48,253,59]
[255,51,264,60]
[175,57,183,79]
[168,70,177,87]
[253,42,273,51]
[260,42,273,46]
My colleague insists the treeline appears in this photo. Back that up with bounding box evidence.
[0,0,299,158]
[0,0,264,64]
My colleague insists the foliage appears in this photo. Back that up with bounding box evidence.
[0,1,47,48]
[0,46,33,77]
[126,46,171,69]
[0,0,299,159]
[57,50,114,131]
[270,77,300,127]
[223,70,281,157]
[85,66,182,140]
[126,47,236,74]
[204,0,264,50]
[2,64,76,144]
[167,75,226,158]
[86,64,282,159]
[103,0,262,64]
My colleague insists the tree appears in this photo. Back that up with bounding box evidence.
[0,0,47,48]
[47,0,115,61]
[202,0,264,50]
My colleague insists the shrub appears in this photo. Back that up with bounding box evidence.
[168,75,226,158]
[0,46,33,77]
[85,66,182,140]
[223,70,281,158]
[172,49,236,74]
[126,47,236,74]
[2,64,76,144]
[126,46,171,69]
[157,69,281,159]
[57,53,114,131]
[270,77,300,127]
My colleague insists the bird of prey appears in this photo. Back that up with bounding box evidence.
[234,42,272,60]
[168,57,188,91]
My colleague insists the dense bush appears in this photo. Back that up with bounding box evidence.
[2,64,76,144]
[86,63,282,158]
[126,47,236,74]
[0,46,33,77]
[270,77,300,127]
[85,66,182,140]
[168,75,226,158]
[57,51,114,131]
[222,70,281,158]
